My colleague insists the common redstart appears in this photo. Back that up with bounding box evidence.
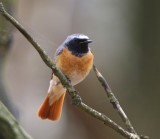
[38,34,94,121]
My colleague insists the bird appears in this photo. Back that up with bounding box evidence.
[38,34,94,121]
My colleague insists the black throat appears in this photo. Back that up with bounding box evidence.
[66,43,89,57]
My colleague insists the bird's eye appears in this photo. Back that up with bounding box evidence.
[77,39,86,44]
[74,39,82,44]
[78,40,83,44]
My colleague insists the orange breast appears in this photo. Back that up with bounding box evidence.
[55,48,93,85]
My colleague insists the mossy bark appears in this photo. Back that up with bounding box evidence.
[0,101,33,139]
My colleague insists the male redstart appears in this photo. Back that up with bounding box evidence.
[38,34,93,121]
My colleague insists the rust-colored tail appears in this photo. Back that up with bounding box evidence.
[38,93,66,121]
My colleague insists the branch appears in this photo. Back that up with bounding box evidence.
[93,64,149,139]
[0,101,33,139]
[93,65,136,133]
[0,2,148,139]
[0,0,19,119]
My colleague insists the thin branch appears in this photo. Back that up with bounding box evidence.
[0,2,53,69]
[0,2,76,99]
[93,66,149,139]
[79,103,139,139]
[0,2,148,139]
[93,65,137,133]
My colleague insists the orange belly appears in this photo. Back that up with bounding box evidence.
[56,48,93,85]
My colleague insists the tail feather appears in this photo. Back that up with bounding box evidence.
[38,93,66,121]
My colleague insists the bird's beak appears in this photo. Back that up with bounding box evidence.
[83,39,92,44]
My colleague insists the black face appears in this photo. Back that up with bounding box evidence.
[65,37,92,57]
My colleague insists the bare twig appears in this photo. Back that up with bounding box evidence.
[93,66,149,139]
[79,103,139,139]
[0,2,76,99]
[93,65,137,133]
[0,2,148,139]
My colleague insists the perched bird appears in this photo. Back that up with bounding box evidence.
[38,34,94,121]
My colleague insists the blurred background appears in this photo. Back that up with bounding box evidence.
[0,0,159,139]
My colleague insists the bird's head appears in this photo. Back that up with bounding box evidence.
[65,34,92,56]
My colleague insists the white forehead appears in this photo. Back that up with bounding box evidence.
[77,34,89,39]
[68,34,89,40]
